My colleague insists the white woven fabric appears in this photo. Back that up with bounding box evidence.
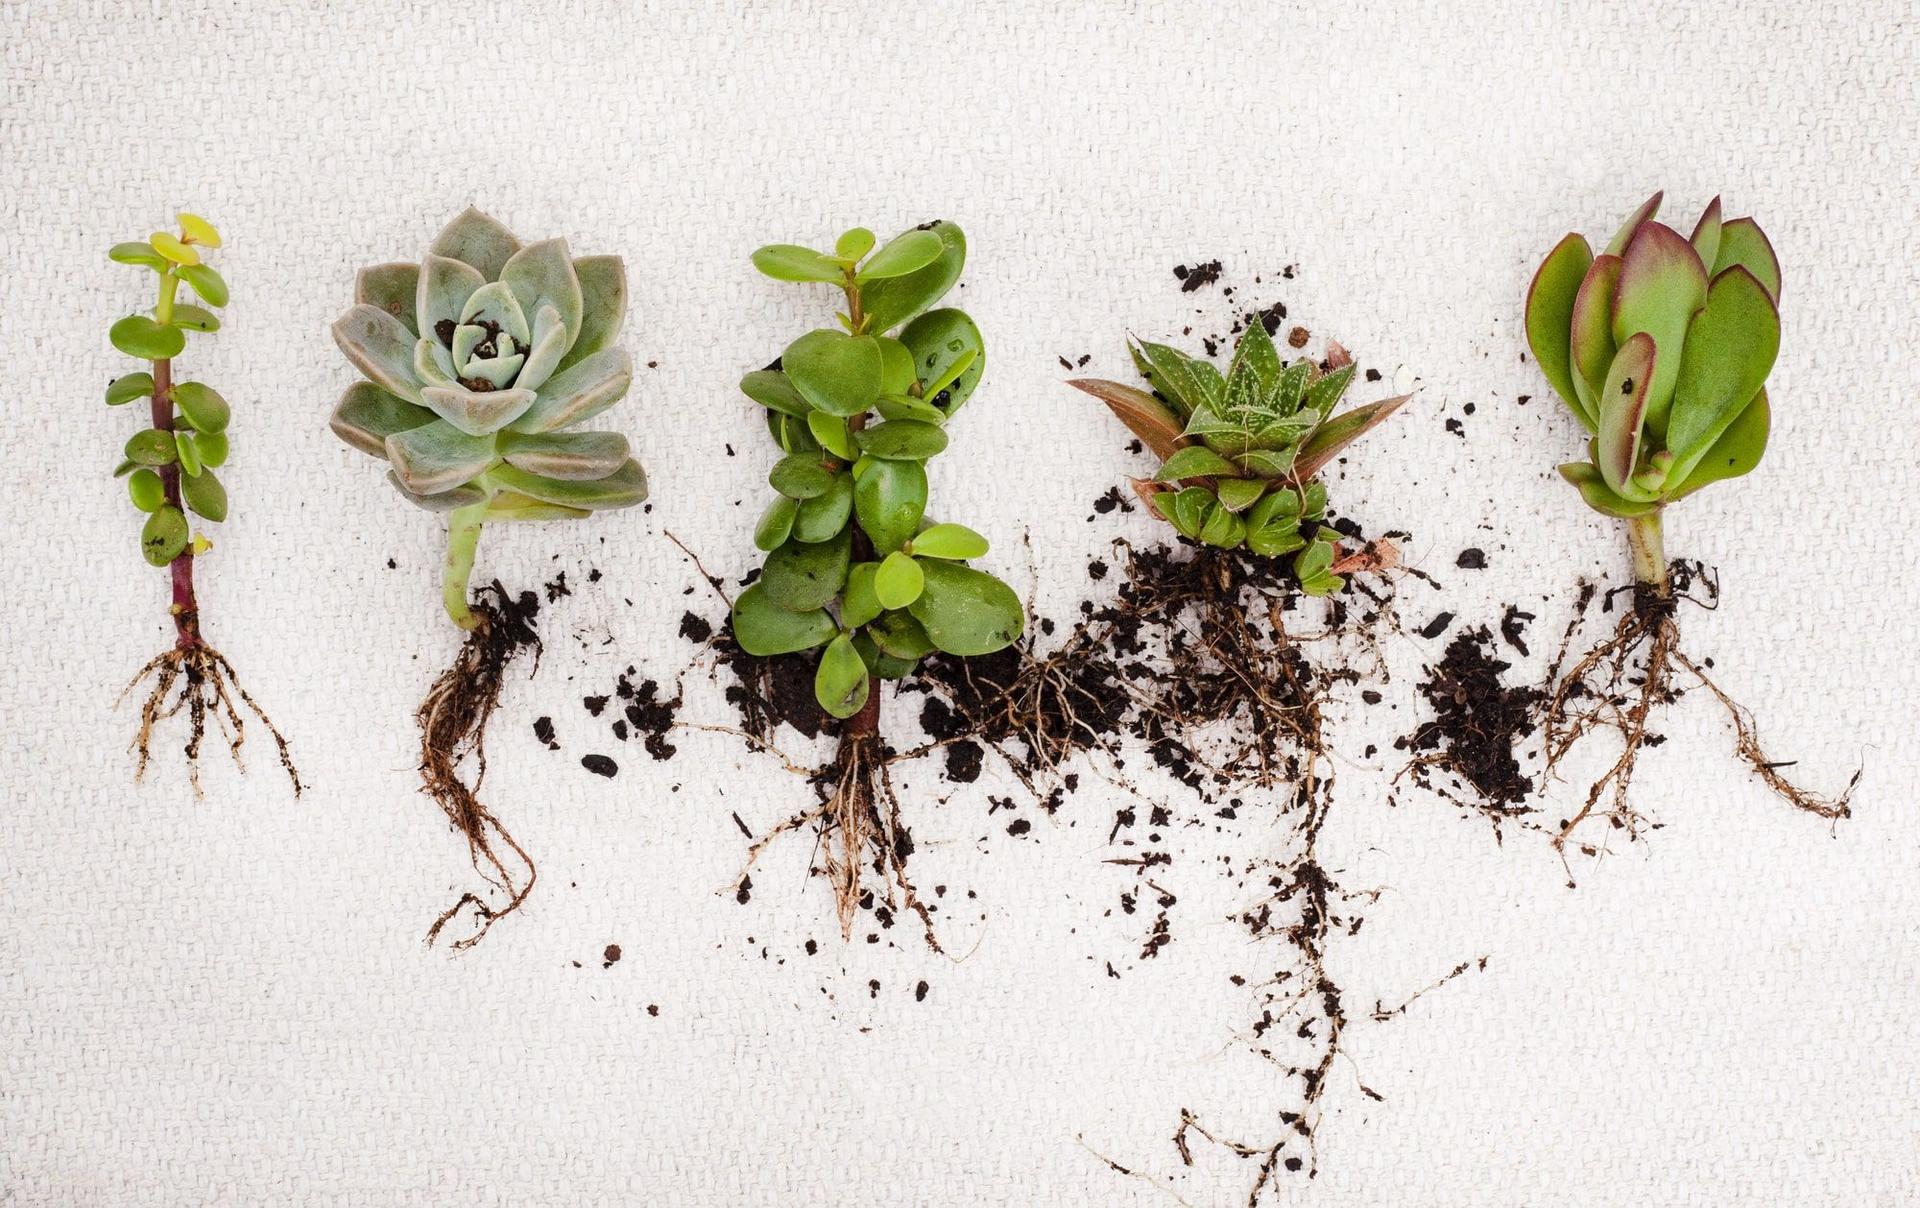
[5,1,1917,1203]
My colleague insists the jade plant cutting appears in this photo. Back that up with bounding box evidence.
[728,220,1023,944]
[109,214,299,795]
[1524,191,1851,845]
[330,207,647,947]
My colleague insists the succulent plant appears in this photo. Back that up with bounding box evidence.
[330,207,648,627]
[1525,192,1778,589]
[1069,318,1408,594]
[731,221,1025,721]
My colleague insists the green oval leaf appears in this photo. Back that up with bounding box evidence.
[109,241,168,270]
[760,527,851,611]
[167,303,220,333]
[125,428,177,466]
[171,381,231,434]
[1524,232,1594,416]
[150,231,199,266]
[807,411,854,460]
[751,244,844,284]
[770,452,838,499]
[140,505,188,566]
[106,372,154,405]
[731,582,837,656]
[755,494,799,551]
[900,308,985,414]
[814,633,871,719]
[173,430,203,477]
[842,562,883,628]
[784,330,883,417]
[907,560,1024,657]
[909,522,988,561]
[793,473,853,543]
[180,465,227,521]
[876,337,916,395]
[179,263,229,307]
[855,228,943,282]
[127,468,165,512]
[860,221,965,333]
[874,550,925,609]
[851,457,927,554]
[110,315,185,360]
[1156,444,1240,482]
[867,610,935,660]
[835,228,875,261]
[195,429,228,467]
[853,419,947,461]
[740,369,809,417]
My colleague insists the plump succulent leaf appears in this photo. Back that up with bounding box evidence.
[1668,389,1769,500]
[1524,232,1594,414]
[867,610,935,660]
[853,458,927,554]
[180,465,227,521]
[792,474,853,542]
[495,430,631,481]
[755,494,800,551]
[418,253,486,344]
[333,304,424,404]
[509,348,633,434]
[1066,378,1189,461]
[125,428,177,466]
[752,244,845,284]
[856,229,944,283]
[195,430,228,468]
[111,315,185,360]
[859,221,965,334]
[1611,222,1707,436]
[770,452,839,499]
[1603,191,1662,257]
[150,231,199,266]
[1664,266,1779,476]
[1711,217,1780,301]
[874,550,925,609]
[110,241,168,270]
[907,560,1023,656]
[420,384,535,436]
[1596,332,1657,497]
[1558,461,1659,518]
[741,369,809,417]
[854,419,947,461]
[1689,196,1723,271]
[732,583,837,656]
[1131,338,1224,419]
[502,239,584,356]
[837,228,876,261]
[1214,478,1266,513]
[388,472,485,513]
[107,372,154,405]
[141,505,189,566]
[900,308,985,414]
[784,330,883,417]
[557,255,626,375]
[760,527,852,611]
[331,381,436,457]
[178,263,229,308]
[911,522,988,560]
[1293,393,1411,482]
[481,491,591,522]
[1568,254,1623,413]
[168,304,220,333]
[1156,444,1239,481]
[814,633,871,718]
[842,563,884,629]
[171,381,230,434]
[356,262,421,335]
[385,420,497,495]
[808,412,855,459]
[430,207,521,281]
[488,459,647,511]
[176,212,221,248]
[174,430,203,477]
[127,468,165,512]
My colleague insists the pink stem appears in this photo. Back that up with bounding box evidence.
[150,357,200,649]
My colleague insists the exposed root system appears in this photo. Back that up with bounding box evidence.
[123,641,302,797]
[418,581,544,950]
[1541,564,1854,857]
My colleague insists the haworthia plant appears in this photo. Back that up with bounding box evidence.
[732,221,1024,719]
[330,207,649,625]
[1525,192,1779,590]
[1069,320,1409,594]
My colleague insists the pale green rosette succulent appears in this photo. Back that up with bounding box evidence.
[330,208,647,626]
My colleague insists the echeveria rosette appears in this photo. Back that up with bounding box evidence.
[729,221,1025,720]
[1068,317,1409,596]
[1525,192,1779,590]
[329,208,648,627]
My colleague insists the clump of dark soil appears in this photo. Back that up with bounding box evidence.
[418,580,544,950]
[1397,622,1542,821]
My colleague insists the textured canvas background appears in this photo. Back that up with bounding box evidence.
[4,1,1917,1204]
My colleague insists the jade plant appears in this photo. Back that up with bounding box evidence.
[1523,192,1850,845]
[1069,318,1408,594]
[109,213,299,795]
[330,207,648,948]
[728,220,1023,944]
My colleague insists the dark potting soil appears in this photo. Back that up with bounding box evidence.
[1397,623,1542,811]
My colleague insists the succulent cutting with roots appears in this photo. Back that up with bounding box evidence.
[108,214,300,797]
[1524,191,1854,850]
[331,207,648,948]
[726,221,1024,948]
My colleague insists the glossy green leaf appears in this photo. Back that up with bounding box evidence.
[755,494,799,551]
[874,551,925,609]
[1612,222,1707,435]
[125,428,177,466]
[127,468,165,513]
[854,634,918,680]
[1689,196,1723,272]
[860,221,965,334]
[141,505,188,566]
[106,372,154,405]
[740,369,809,417]
[174,430,203,477]
[909,522,988,560]
[171,381,230,434]
[1712,217,1781,301]
[150,231,198,266]
[1246,488,1308,558]
[1669,389,1769,500]
[167,304,220,333]
[1603,191,1663,257]
[768,410,819,454]
[856,229,944,283]
[807,411,855,459]
[900,308,985,414]
[836,227,876,261]
[1131,338,1224,419]
[752,244,844,284]
[1294,538,1343,597]
[1168,486,1213,539]
[792,473,853,542]
[487,459,648,511]
[1198,505,1246,548]
[180,464,226,521]
[784,329,883,417]
[1156,444,1239,481]
[1569,254,1623,413]
[770,452,839,500]
[109,241,167,270]
[909,560,1023,657]
[853,457,927,554]
[1303,363,1357,418]
[1223,316,1284,413]
[876,337,916,396]
[731,582,837,656]
[875,394,947,424]
[1214,478,1266,513]
[842,562,883,628]
[854,419,947,460]
[195,430,228,467]
[178,263,229,307]
[1665,266,1779,475]
[111,315,185,360]
[761,527,851,611]
[867,610,936,660]
[1596,333,1657,497]
[1524,232,1594,413]
[815,633,871,719]
[1558,461,1658,518]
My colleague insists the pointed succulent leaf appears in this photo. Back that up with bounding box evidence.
[1198,505,1245,548]
[1603,191,1663,257]
[141,505,188,566]
[1169,486,1213,539]
[1664,266,1779,476]
[910,522,989,560]
[1214,479,1266,513]
[1237,448,1293,479]
[458,279,530,349]
[908,560,1023,657]
[1569,254,1622,415]
[1669,389,1769,501]
[854,419,947,461]
[488,459,647,511]
[430,207,521,280]
[333,304,424,403]
[1612,222,1707,435]
[502,238,584,352]
[331,381,436,457]
[180,465,226,522]
[1293,393,1410,483]
[815,633,872,719]
[860,221,966,334]
[1711,217,1781,301]
[853,457,927,554]
[1596,333,1657,497]
[1524,232,1594,413]
[420,384,534,436]
[751,244,845,284]
[386,470,485,513]
[1223,317,1284,413]
[792,474,854,542]
[555,255,625,374]
[732,583,837,657]
[760,527,852,611]
[384,420,497,495]
[414,337,456,386]
[856,228,944,282]
[516,304,570,391]
[109,241,168,270]
[770,452,839,499]
[785,329,883,417]
[755,494,800,551]
[111,315,185,360]
[1156,444,1239,481]
[106,372,154,405]
[1294,539,1343,596]
[1132,339,1223,418]
[481,490,590,522]
[355,262,420,335]
[1065,379,1188,461]
[876,394,946,424]
[874,550,925,609]
[171,381,230,434]
[1271,359,1312,414]
[740,369,809,417]
[496,429,631,480]
[508,348,632,433]
[1558,461,1659,518]
[178,263,228,308]
[900,308,985,414]
[1690,197,1723,271]
[417,253,486,345]
[1303,362,1357,418]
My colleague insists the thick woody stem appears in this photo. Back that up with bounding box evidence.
[150,357,200,649]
